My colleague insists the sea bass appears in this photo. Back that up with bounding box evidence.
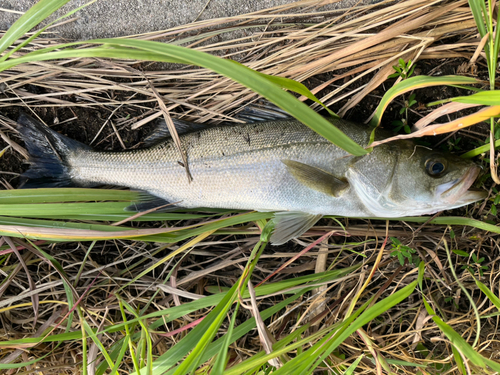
[16,112,486,244]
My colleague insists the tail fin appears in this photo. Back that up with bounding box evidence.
[16,113,90,188]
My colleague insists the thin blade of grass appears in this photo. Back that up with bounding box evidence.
[0,39,367,156]
[474,278,500,311]
[369,76,480,128]
[369,106,500,147]
[0,0,72,56]
[451,90,500,105]
[4,237,38,325]
[0,188,139,204]
[423,298,500,372]
[307,280,418,374]
[413,102,481,130]
[461,138,500,158]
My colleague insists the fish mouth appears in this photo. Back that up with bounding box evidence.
[437,165,487,204]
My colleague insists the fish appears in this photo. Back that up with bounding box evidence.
[16,110,486,244]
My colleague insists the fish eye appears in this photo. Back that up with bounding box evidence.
[425,159,447,177]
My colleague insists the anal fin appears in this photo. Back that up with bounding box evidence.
[270,211,322,245]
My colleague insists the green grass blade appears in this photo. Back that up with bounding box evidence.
[337,216,500,235]
[156,265,354,374]
[308,280,418,372]
[263,281,417,374]
[451,90,500,105]
[109,339,129,375]
[452,346,466,374]
[143,280,240,374]
[268,302,370,375]
[468,0,488,37]
[344,355,364,375]
[0,188,139,204]
[211,303,240,373]
[493,5,500,73]
[474,278,500,311]
[0,265,356,359]
[223,317,341,375]
[461,138,500,158]
[0,211,271,242]
[0,39,367,156]
[423,298,500,372]
[0,0,72,56]
[1,0,97,62]
[369,76,480,128]
[168,240,266,375]
[250,68,337,117]
[81,319,115,369]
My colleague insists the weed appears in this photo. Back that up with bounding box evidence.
[454,249,489,277]
[390,237,419,265]
[389,59,417,134]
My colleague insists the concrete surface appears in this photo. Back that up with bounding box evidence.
[0,0,351,40]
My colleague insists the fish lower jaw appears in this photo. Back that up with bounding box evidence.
[437,165,482,204]
[452,188,488,206]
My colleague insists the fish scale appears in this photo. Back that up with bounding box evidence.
[69,119,359,213]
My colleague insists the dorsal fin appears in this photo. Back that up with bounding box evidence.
[235,103,290,123]
[143,118,208,146]
[144,102,290,146]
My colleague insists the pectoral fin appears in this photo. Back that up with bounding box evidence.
[270,211,323,245]
[282,159,348,197]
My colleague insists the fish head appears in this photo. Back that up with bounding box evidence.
[348,140,487,217]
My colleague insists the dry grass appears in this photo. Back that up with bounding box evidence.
[0,0,499,373]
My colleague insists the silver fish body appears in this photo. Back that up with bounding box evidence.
[70,119,371,216]
[17,114,486,244]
